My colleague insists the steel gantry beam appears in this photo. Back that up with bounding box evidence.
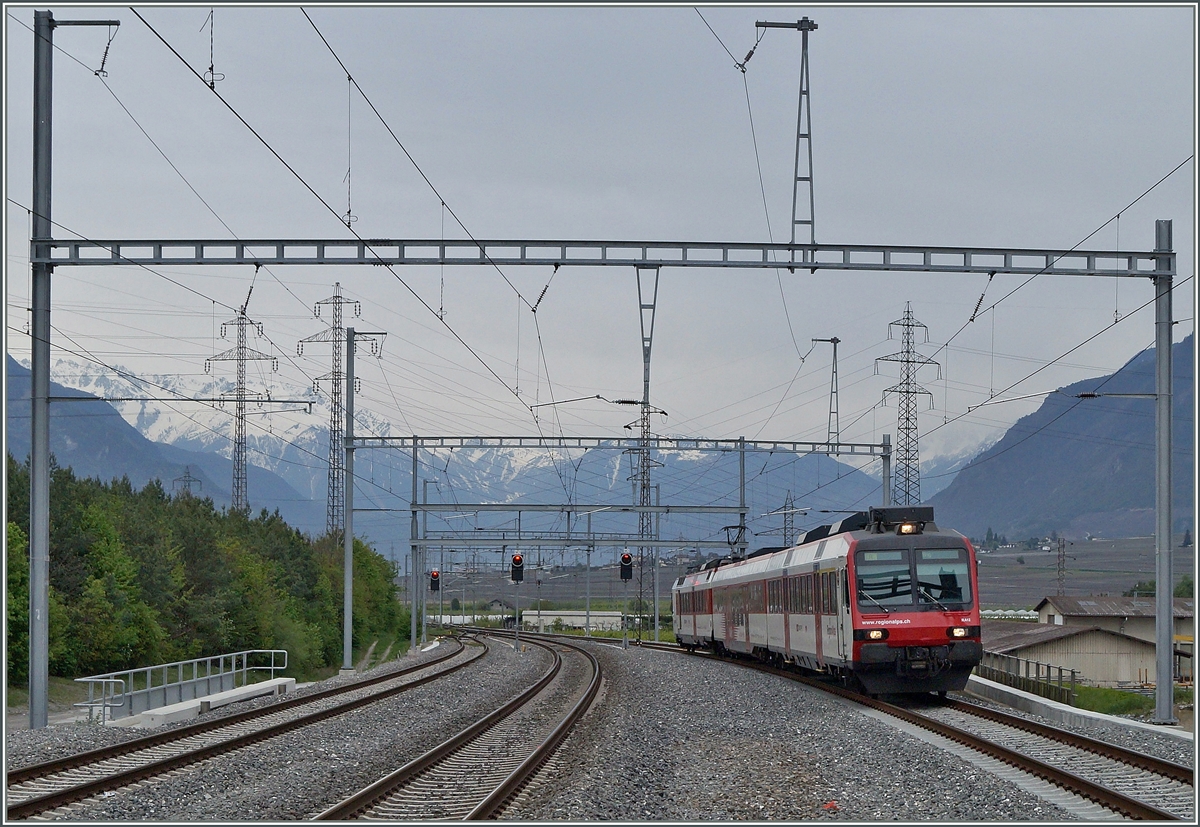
[34,237,1173,277]
[353,434,891,456]
[408,536,737,549]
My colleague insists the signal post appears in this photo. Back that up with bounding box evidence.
[511,552,524,652]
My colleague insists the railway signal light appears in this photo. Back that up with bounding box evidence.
[429,570,440,592]
[511,553,524,583]
[620,551,633,581]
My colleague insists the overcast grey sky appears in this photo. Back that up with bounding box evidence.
[5,3,1196,468]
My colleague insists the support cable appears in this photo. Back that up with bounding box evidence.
[925,155,1193,368]
[695,8,812,440]
[38,325,329,474]
[6,197,345,438]
[342,73,357,227]
[133,8,530,410]
[199,8,224,90]
[299,9,533,309]
[921,274,1192,451]
[93,21,118,76]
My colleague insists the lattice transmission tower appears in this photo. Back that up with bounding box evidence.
[875,303,939,505]
[206,295,278,512]
[172,466,202,497]
[298,282,361,537]
[782,490,797,548]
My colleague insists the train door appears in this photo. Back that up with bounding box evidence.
[813,573,824,667]
[835,567,850,662]
[714,587,728,645]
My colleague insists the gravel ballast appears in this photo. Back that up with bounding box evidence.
[518,644,1083,821]
[6,636,1194,821]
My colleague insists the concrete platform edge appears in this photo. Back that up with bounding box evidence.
[110,677,295,728]
[965,674,1192,741]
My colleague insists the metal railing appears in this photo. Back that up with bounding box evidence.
[976,651,1077,706]
[74,649,287,723]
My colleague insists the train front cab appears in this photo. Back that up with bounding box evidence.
[849,527,982,695]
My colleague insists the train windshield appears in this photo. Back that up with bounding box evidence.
[854,550,914,608]
[915,548,973,607]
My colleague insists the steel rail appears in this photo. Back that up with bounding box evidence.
[6,636,467,786]
[466,634,604,819]
[646,644,1184,820]
[314,634,568,820]
[5,637,484,820]
[939,697,1194,786]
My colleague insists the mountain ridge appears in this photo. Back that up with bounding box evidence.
[5,356,324,534]
[929,335,1194,540]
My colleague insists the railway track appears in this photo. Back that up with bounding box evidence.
[5,636,481,821]
[640,640,1193,820]
[906,697,1194,821]
[316,633,601,820]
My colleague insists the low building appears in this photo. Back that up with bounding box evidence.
[1034,595,1193,680]
[520,610,625,632]
[982,619,1159,688]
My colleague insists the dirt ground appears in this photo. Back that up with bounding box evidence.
[976,536,1194,608]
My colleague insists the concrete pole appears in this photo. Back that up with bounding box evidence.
[341,328,356,673]
[738,437,747,558]
[28,8,54,730]
[586,513,592,637]
[654,485,660,642]
[411,439,418,652]
[1152,219,1176,725]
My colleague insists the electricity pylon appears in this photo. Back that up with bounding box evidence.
[875,303,939,505]
[206,294,278,512]
[298,283,361,537]
[782,490,796,548]
[172,466,201,497]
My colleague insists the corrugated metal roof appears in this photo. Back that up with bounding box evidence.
[1034,596,1194,618]
[982,619,1095,653]
[981,619,1155,654]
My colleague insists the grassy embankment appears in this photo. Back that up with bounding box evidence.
[1072,683,1194,715]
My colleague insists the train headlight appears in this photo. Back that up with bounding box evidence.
[854,628,889,641]
[897,522,920,535]
[948,627,968,638]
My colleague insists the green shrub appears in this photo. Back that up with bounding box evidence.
[1073,684,1155,716]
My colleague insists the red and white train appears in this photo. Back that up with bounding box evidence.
[672,506,982,695]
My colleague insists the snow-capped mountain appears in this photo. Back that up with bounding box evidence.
[22,356,892,550]
[35,356,394,502]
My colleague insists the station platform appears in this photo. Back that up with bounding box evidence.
[108,677,295,728]
[965,674,1193,741]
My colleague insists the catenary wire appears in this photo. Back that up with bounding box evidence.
[131,8,526,414]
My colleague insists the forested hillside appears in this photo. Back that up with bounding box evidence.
[6,455,406,683]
